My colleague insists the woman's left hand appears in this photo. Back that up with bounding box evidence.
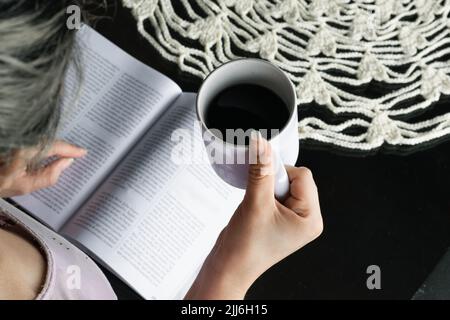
[0,140,86,198]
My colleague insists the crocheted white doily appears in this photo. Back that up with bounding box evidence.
[122,0,450,152]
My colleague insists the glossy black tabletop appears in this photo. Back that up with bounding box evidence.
[94,2,450,299]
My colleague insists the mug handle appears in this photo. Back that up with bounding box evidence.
[273,151,290,201]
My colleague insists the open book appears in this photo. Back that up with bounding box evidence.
[12,26,244,299]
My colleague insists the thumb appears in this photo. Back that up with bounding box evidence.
[244,131,275,205]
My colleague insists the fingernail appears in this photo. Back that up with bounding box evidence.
[62,158,74,170]
[72,143,87,155]
[250,129,260,142]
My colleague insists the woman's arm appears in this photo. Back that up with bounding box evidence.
[0,226,46,299]
[186,136,323,299]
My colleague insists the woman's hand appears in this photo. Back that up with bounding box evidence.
[186,135,323,299]
[0,140,86,198]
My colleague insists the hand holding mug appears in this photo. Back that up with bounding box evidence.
[186,135,323,299]
[188,58,323,299]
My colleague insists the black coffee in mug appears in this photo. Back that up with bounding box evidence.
[204,84,290,145]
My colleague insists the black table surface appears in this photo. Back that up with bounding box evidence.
[94,3,450,300]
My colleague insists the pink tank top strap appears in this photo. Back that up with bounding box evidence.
[0,202,117,300]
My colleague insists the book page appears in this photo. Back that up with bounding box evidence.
[13,26,181,230]
[62,93,245,299]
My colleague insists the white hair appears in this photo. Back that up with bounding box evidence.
[0,0,103,165]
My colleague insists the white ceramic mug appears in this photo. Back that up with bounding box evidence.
[196,58,299,200]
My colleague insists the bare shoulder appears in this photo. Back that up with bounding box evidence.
[0,228,46,300]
